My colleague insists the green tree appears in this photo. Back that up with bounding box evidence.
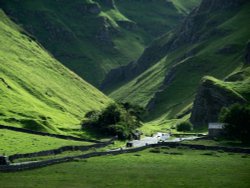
[82,103,142,139]
[119,102,145,120]
[220,104,250,143]
[176,121,193,132]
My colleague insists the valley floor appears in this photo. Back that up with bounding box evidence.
[0,147,249,188]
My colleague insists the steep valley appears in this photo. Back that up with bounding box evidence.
[0,0,199,86]
[0,0,249,135]
[103,0,250,127]
[0,1,250,186]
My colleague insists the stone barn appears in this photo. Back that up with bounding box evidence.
[208,123,224,137]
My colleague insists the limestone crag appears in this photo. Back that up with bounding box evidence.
[170,0,247,50]
[95,17,117,45]
[86,3,101,14]
[245,41,250,65]
[198,0,247,12]
[190,78,246,127]
[102,0,116,8]
[117,20,137,30]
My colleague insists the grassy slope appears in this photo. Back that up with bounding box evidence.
[115,0,200,39]
[224,66,250,100]
[0,10,111,134]
[0,148,249,188]
[0,0,143,86]
[172,0,202,13]
[0,130,92,155]
[109,2,250,127]
[0,0,197,86]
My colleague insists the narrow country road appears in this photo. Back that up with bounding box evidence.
[126,133,200,148]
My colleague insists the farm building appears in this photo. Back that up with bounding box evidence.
[208,123,224,137]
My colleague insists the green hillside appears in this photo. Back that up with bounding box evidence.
[0,0,200,86]
[115,0,200,38]
[0,9,111,134]
[104,0,250,125]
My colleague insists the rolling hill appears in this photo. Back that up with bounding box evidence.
[102,0,250,126]
[0,0,200,86]
[0,9,111,134]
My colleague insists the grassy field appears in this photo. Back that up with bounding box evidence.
[0,147,249,188]
[0,130,92,155]
[182,139,250,149]
[0,9,111,133]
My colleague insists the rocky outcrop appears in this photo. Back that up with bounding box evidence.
[170,0,247,50]
[170,0,247,49]
[86,3,101,14]
[43,19,74,41]
[198,0,247,12]
[245,41,250,65]
[75,3,101,15]
[117,20,137,30]
[95,17,117,45]
[102,0,116,9]
[190,77,246,127]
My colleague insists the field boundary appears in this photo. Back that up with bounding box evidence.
[0,124,101,143]
[1,141,250,172]
[158,142,250,153]
[9,139,114,162]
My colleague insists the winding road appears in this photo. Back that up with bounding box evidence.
[126,132,200,148]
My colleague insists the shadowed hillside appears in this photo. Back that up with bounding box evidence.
[102,0,250,125]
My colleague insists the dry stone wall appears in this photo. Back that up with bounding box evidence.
[1,142,250,172]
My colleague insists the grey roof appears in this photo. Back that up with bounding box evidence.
[208,123,224,129]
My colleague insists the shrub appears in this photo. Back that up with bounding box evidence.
[176,121,193,132]
[219,103,250,144]
[82,103,142,140]
[119,102,145,120]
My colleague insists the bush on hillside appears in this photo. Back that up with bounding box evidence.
[176,121,193,132]
[119,102,145,120]
[219,103,250,144]
[82,103,142,139]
